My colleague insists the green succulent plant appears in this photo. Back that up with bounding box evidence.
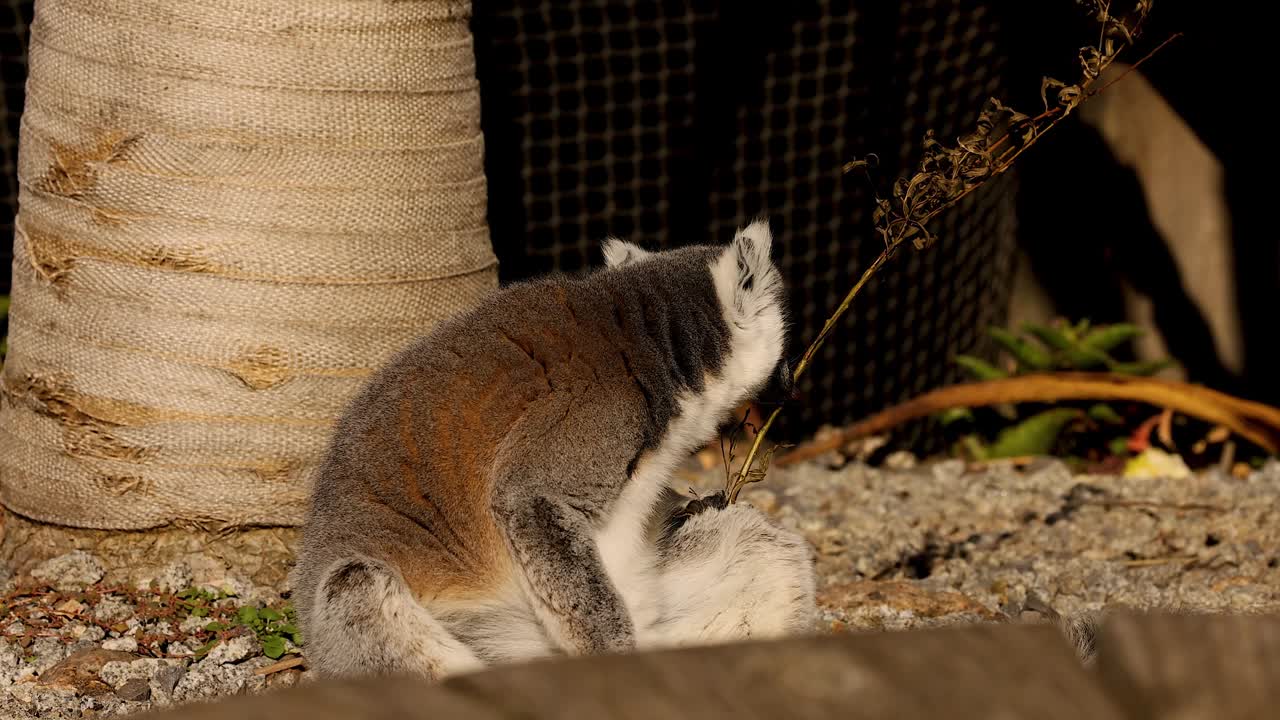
[942,320,1177,462]
[952,319,1175,381]
[175,586,302,660]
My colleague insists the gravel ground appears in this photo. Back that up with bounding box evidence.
[732,457,1280,631]
[3,456,1278,718]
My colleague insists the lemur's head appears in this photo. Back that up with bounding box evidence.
[600,219,790,403]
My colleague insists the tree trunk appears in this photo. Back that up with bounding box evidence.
[0,0,495,529]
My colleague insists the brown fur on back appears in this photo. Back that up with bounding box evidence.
[287,226,813,679]
[296,254,721,597]
[292,245,733,642]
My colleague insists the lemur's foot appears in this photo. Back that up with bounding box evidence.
[660,490,729,540]
[682,490,729,515]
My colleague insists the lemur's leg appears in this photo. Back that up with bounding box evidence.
[303,556,483,679]
[494,491,636,656]
[641,490,817,648]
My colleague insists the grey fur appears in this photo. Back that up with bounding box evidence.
[493,489,635,655]
[302,556,481,678]
[292,225,814,678]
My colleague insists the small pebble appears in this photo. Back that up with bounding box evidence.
[115,678,151,702]
[883,450,918,470]
[202,635,257,666]
[91,597,132,623]
[153,562,194,595]
[101,638,138,653]
[153,664,187,698]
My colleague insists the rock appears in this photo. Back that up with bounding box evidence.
[29,637,71,675]
[31,551,105,592]
[152,664,187,704]
[0,693,38,720]
[929,458,966,479]
[97,660,134,689]
[178,615,208,634]
[0,640,24,685]
[97,657,188,708]
[115,677,151,702]
[91,596,132,623]
[6,662,37,687]
[883,450,918,470]
[36,648,135,695]
[267,668,303,690]
[154,561,194,594]
[173,661,259,703]
[99,658,161,689]
[243,657,274,692]
[164,638,201,658]
[204,635,257,666]
[102,637,138,653]
[63,623,105,644]
[5,682,85,717]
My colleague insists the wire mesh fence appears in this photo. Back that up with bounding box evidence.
[3,0,1020,445]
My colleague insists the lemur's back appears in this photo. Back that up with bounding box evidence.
[291,230,812,680]
[295,250,727,609]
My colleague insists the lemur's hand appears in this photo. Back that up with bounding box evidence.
[661,490,729,540]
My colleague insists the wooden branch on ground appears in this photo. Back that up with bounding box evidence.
[778,372,1280,466]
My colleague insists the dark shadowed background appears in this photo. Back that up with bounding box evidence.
[2,0,1269,447]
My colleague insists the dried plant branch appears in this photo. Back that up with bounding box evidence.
[721,409,756,486]
[777,372,1280,465]
[726,0,1162,503]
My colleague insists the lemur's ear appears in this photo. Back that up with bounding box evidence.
[731,218,774,283]
[713,218,781,318]
[601,238,652,268]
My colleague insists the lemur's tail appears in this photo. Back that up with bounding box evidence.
[300,556,482,679]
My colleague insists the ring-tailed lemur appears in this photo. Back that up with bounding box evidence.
[291,221,817,678]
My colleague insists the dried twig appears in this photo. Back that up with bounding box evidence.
[1083,499,1226,513]
[725,0,1162,502]
[1122,555,1198,568]
[255,655,307,675]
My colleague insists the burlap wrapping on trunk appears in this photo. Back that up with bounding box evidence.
[0,0,497,530]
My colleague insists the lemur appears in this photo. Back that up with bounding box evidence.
[291,221,817,678]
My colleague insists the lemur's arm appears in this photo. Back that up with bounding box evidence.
[494,487,635,655]
[491,391,644,657]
